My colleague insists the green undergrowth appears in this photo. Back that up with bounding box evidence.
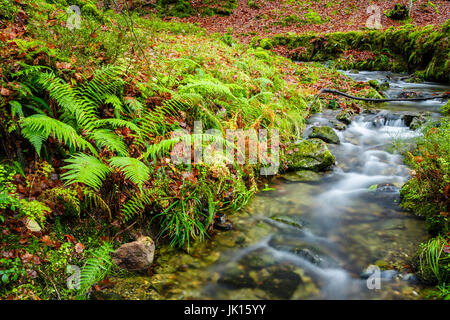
[399,117,450,296]
[251,21,450,83]
[0,0,380,299]
[156,0,238,18]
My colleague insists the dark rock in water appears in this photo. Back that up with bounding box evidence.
[112,236,155,272]
[90,291,124,300]
[336,111,353,125]
[409,117,424,130]
[360,266,399,280]
[363,109,380,115]
[218,264,256,288]
[293,248,322,265]
[330,120,347,131]
[376,184,399,193]
[380,269,400,280]
[402,273,419,283]
[270,215,304,230]
[214,213,233,231]
[281,170,322,183]
[239,248,276,270]
[397,91,426,99]
[260,265,303,299]
[284,139,335,172]
[401,112,427,130]
[309,126,340,144]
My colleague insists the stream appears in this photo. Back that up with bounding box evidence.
[109,70,450,300]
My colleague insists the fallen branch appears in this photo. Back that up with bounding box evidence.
[315,88,449,103]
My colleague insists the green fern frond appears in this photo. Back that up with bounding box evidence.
[82,188,112,220]
[144,133,232,161]
[124,97,144,116]
[21,126,47,155]
[89,129,129,156]
[109,157,150,190]
[178,77,237,102]
[61,154,111,190]
[78,242,113,297]
[93,118,141,135]
[77,65,124,107]
[104,94,123,119]
[21,114,96,155]
[120,188,160,223]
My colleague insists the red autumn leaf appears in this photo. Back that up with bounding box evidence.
[414,156,424,163]
[64,234,76,243]
[41,235,54,246]
[75,242,85,254]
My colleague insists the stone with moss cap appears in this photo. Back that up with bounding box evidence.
[309,126,340,144]
[284,139,335,172]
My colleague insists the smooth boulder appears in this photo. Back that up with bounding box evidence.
[112,236,155,272]
[336,111,353,125]
[284,139,335,172]
[309,126,340,144]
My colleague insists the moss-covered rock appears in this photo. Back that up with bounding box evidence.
[259,264,303,299]
[284,139,335,172]
[309,126,340,144]
[263,22,450,83]
[336,111,353,125]
[270,215,304,230]
[218,264,256,288]
[281,170,322,182]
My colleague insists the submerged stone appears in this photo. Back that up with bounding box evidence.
[309,126,340,144]
[284,139,335,172]
[281,170,322,182]
[218,264,256,288]
[259,265,303,299]
[270,215,304,230]
[239,248,276,269]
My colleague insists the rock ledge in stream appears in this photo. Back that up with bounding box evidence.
[281,170,322,182]
[309,126,340,144]
[112,236,155,272]
[284,139,335,172]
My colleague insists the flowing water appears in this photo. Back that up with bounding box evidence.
[109,71,449,300]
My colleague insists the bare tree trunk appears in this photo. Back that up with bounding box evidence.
[409,0,413,17]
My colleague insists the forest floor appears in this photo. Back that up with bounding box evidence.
[170,0,450,44]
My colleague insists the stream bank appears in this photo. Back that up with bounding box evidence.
[103,70,449,300]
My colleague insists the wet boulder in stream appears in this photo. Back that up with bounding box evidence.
[281,170,322,183]
[401,112,427,130]
[336,110,353,125]
[309,126,340,144]
[284,139,335,172]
